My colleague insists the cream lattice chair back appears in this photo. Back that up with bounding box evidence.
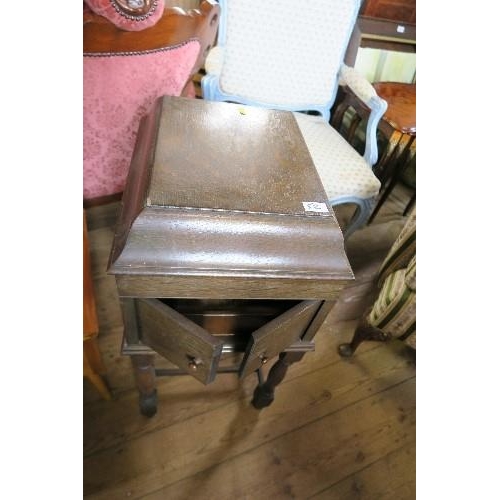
[202,0,387,239]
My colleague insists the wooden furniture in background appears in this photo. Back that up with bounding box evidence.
[83,210,112,400]
[357,0,415,53]
[368,81,415,221]
[360,0,415,24]
[108,96,354,416]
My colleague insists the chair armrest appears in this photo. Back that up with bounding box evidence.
[338,64,387,166]
[339,64,378,105]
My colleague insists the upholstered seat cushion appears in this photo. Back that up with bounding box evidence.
[294,112,381,200]
[83,40,200,200]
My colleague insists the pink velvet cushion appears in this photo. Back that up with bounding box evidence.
[83,40,200,200]
[84,0,165,31]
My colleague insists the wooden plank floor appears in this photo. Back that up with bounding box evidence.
[84,183,416,500]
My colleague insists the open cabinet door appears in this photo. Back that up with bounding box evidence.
[136,298,223,384]
[238,300,321,379]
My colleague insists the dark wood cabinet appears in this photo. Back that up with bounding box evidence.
[108,96,354,416]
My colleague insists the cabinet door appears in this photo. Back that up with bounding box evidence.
[238,300,321,379]
[136,298,223,384]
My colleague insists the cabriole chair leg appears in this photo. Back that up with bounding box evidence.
[336,197,376,240]
[338,314,391,358]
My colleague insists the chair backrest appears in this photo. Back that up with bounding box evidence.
[210,0,361,115]
[83,0,220,203]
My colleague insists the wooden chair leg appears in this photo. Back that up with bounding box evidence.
[338,315,391,358]
[84,336,108,374]
[373,130,403,182]
[368,168,402,224]
[403,193,416,215]
[83,210,111,401]
[83,348,112,400]
[369,135,415,224]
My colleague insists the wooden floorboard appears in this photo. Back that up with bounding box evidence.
[309,440,416,500]
[83,183,416,499]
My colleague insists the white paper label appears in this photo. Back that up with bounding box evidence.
[397,25,405,33]
[302,202,329,213]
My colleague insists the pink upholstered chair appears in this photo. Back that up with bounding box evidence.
[83,0,220,204]
[83,0,220,398]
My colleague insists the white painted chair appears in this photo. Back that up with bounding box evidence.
[202,0,387,239]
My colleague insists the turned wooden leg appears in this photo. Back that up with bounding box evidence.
[338,315,391,358]
[131,354,157,417]
[251,352,302,409]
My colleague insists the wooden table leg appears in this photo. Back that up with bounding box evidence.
[131,354,158,417]
[251,351,304,409]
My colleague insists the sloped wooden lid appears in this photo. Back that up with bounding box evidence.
[108,96,353,298]
[146,97,331,215]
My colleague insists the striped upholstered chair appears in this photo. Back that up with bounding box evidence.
[338,206,416,356]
